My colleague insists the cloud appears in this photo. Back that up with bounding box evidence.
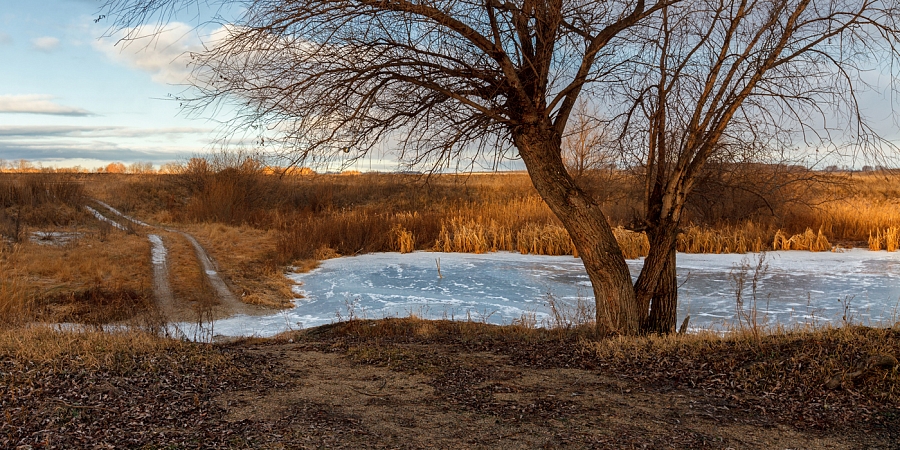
[0,124,212,166]
[31,36,60,52]
[0,141,189,164]
[0,33,12,46]
[0,94,94,116]
[93,22,207,85]
[0,124,209,138]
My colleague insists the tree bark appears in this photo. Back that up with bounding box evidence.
[632,221,680,333]
[645,243,677,334]
[513,123,640,335]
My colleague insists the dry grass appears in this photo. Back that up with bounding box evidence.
[0,230,153,325]
[868,226,900,252]
[0,174,89,240]
[677,223,769,254]
[0,326,188,367]
[184,223,298,308]
[93,168,899,261]
[0,245,27,323]
[772,227,832,251]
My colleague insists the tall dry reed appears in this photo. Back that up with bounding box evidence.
[772,227,832,251]
[677,223,769,254]
[868,226,900,252]
[0,245,29,324]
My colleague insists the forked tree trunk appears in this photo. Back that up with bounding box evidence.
[633,225,680,333]
[513,125,641,335]
[645,244,677,333]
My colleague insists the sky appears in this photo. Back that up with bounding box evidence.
[0,0,218,170]
[1,1,898,171]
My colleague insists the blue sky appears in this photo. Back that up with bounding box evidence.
[1,1,897,171]
[0,0,217,170]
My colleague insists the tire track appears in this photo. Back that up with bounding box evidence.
[85,205,128,230]
[91,200,243,316]
[148,234,175,312]
[164,228,242,311]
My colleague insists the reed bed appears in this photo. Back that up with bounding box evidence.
[612,227,650,259]
[816,199,900,243]
[868,226,900,252]
[82,164,900,260]
[772,227,832,251]
[676,223,769,254]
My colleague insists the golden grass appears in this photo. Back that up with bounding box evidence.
[184,223,297,308]
[0,326,218,370]
[677,223,768,254]
[813,199,900,242]
[1,230,153,324]
[0,245,28,323]
[612,226,650,259]
[430,219,648,258]
[772,227,832,251]
[391,223,416,253]
[867,226,900,252]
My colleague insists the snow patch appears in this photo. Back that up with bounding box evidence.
[85,206,126,230]
[148,234,166,265]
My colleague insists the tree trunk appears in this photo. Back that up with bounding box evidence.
[513,125,640,335]
[633,224,679,333]
[645,244,677,334]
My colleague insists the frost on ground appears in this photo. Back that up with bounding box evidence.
[29,231,83,246]
[148,234,166,265]
[85,206,127,230]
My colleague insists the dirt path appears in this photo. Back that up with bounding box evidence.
[147,234,175,312]
[164,228,243,312]
[91,200,248,319]
[214,343,868,449]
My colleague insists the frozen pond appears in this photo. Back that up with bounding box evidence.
[187,249,900,338]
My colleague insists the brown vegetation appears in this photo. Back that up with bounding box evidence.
[3,165,899,329]
[88,163,900,261]
[184,223,296,308]
[1,320,897,448]
[2,167,897,445]
[0,230,153,325]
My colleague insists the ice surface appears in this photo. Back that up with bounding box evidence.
[185,249,900,339]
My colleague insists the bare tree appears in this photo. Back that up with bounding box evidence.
[608,0,900,332]
[562,102,614,180]
[103,0,670,334]
[102,0,900,334]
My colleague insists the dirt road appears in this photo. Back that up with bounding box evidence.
[91,200,252,320]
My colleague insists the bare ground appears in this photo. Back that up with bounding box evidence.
[2,320,897,449]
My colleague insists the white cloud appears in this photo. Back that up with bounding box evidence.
[0,32,12,46]
[31,36,60,52]
[93,22,208,85]
[0,94,93,116]
[0,124,210,138]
